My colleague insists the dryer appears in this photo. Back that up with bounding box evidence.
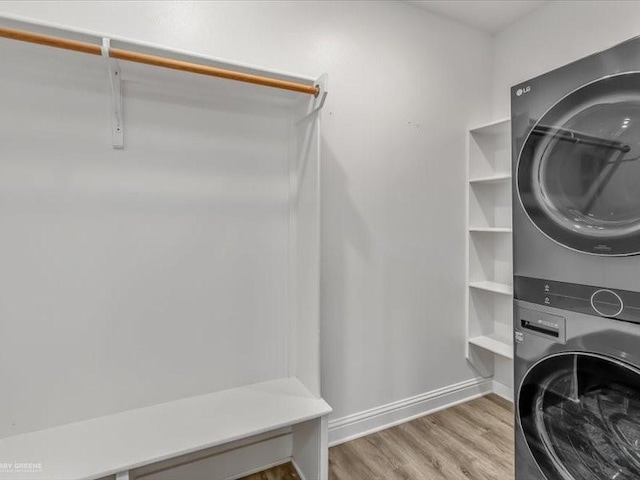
[512,36,640,290]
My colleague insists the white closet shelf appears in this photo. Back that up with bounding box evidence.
[0,378,332,480]
[469,173,511,184]
[468,333,514,359]
[469,227,512,233]
[469,281,513,296]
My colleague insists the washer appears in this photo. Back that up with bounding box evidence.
[514,284,640,480]
[512,36,640,479]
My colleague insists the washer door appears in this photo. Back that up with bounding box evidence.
[517,73,640,255]
[518,352,640,479]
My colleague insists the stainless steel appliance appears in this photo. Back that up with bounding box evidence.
[514,278,640,480]
[512,36,640,479]
[512,36,640,289]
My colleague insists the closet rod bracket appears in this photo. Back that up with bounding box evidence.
[297,74,328,124]
[313,73,328,114]
[101,37,124,149]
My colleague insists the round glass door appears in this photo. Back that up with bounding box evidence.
[518,352,640,479]
[517,73,640,255]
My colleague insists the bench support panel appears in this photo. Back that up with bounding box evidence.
[291,416,328,480]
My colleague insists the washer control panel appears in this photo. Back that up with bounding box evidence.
[515,276,640,323]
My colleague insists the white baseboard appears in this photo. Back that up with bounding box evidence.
[328,377,493,446]
[492,380,514,402]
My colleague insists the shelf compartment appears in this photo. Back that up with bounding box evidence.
[469,333,513,359]
[469,281,513,296]
[468,119,511,180]
[469,226,512,288]
[0,378,332,480]
[468,178,512,230]
[469,118,510,136]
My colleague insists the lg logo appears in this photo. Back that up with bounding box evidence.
[516,86,531,96]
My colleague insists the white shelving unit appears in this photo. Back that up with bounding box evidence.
[465,118,514,400]
[0,16,330,480]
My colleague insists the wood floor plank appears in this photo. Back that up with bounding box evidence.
[373,426,451,479]
[241,462,299,480]
[242,394,514,480]
[328,438,385,480]
[485,393,514,413]
[421,417,501,479]
[427,406,512,468]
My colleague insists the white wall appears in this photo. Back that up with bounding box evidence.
[493,0,640,118]
[0,0,494,427]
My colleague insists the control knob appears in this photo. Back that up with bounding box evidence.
[590,289,623,318]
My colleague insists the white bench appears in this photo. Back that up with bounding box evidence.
[0,378,331,480]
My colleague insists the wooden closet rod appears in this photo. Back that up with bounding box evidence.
[0,26,320,96]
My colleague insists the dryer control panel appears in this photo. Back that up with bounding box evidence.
[515,276,640,324]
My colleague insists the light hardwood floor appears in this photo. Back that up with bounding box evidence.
[242,463,300,480]
[242,394,514,480]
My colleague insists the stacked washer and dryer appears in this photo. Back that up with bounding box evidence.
[512,38,640,479]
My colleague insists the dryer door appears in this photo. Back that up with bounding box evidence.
[518,352,640,479]
[517,73,640,255]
